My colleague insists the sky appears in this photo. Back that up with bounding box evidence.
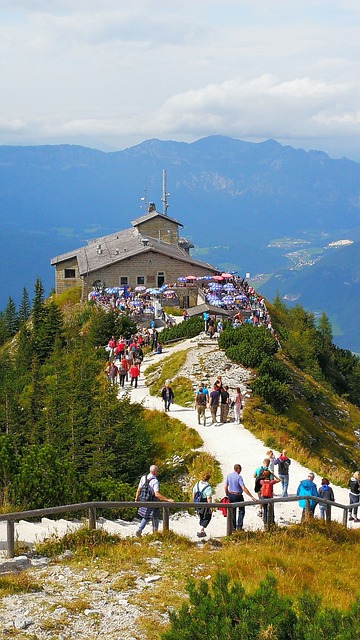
[1,0,360,159]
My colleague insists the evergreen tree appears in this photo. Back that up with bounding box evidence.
[18,287,31,326]
[317,311,333,343]
[3,297,18,337]
[32,276,45,332]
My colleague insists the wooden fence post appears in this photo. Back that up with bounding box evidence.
[7,520,15,559]
[325,503,331,523]
[343,509,348,528]
[88,506,97,530]
[226,506,233,536]
[162,506,169,532]
[266,503,274,530]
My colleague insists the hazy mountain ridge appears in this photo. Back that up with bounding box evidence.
[1,135,360,349]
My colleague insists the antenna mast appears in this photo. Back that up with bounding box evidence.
[140,186,147,213]
[161,169,170,216]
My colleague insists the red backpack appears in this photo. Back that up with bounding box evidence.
[260,480,273,498]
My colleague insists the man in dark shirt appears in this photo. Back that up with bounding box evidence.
[209,384,220,425]
[220,385,230,424]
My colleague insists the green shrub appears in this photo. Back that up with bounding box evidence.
[159,316,203,343]
[221,325,278,368]
[251,374,290,413]
[162,571,360,640]
[257,357,290,383]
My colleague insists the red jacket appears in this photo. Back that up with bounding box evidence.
[129,364,140,378]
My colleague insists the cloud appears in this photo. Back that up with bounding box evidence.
[145,74,360,141]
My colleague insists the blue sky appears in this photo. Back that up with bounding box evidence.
[1,1,360,159]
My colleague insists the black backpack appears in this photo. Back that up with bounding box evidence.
[278,459,290,475]
[138,476,155,502]
[194,482,209,503]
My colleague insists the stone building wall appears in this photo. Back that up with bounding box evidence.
[135,218,179,244]
[81,251,210,301]
[54,257,82,294]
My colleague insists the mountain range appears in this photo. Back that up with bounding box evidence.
[1,135,360,350]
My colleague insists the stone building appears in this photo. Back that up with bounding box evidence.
[51,203,219,301]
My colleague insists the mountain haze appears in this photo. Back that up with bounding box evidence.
[1,136,360,348]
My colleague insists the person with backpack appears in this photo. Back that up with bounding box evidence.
[135,465,174,537]
[317,478,335,520]
[195,385,207,425]
[192,472,213,538]
[253,457,274,517]
[224,464,256,531]
[260,470,281,525]
[274,449,291,497]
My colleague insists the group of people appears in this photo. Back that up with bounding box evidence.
[105,334,145,388]
[134,458,360,538]
[194,376,243,425]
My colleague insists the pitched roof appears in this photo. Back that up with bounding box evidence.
[131,210,183,228]
[51,227,218,276]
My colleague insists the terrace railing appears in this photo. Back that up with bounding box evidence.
[0,496,352,558]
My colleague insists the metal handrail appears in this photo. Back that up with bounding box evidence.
[0,495,352,558]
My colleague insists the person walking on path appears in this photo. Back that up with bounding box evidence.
[297,472,318,520]
[135,465,174,537]
[161,380,174,412]
[233,387,243,424]
[348,471,360,522]
[209,384,220,425]
[317,478,335,520]
[254,457,274,517]
[260,470,281,526]
[193,472,213,538]
[224,464,256,531]
[129,362,140,388]
[274,449,291,497]
[195,385,207,425]
[220,385,230,424]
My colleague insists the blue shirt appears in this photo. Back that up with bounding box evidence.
[225,471,245,494]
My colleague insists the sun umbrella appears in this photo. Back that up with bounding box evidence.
[186,275,197,280]
[177,277,187,282]
[222,295,235,304]
[223,283,235,291]
[209,283,223,291]
[221,272,233,278]
[163,289,175,295]
[212,275,224,281]
[210,299,222,307]
[135,285,146,292]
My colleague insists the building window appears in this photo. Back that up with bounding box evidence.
[64,268,76,279]
[137,276,145,285]
[119,276,128,285]
[157,271,165,287]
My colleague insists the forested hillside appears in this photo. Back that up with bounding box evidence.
[1,282,360,513]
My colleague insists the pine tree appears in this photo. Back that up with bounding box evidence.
[18,288,31,326]
[3,297,18,337]
[317,311,333,344]
[32,277,45,332]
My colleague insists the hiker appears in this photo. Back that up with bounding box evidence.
[274,449,291,497]
[161,380,174,412]
[195,385,207,425]
[224,464,256,531]
[260,470,281,525]
[253,457,273,517]
[135,465,174,537]
[220,385,230,424]
[348,471,360,522]
[266,449,276,474]
[233,387,243,424]
[297,472,318,520]
[129,361,140,388]
[317,478,335,520]
[209,384,220,425]
[193,472,213,538]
